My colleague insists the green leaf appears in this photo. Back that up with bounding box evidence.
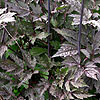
[22,80,29,89]
[30,47,47,56]
[56,4,68,10]
[5,49,13,59]
[51,17,58,27]
[40,71,49,79]
[50,41,60,50]
[13,89,18,94]
[40,71,49,76]
[44,91,49,100]
[60,67,69,75]
[9,44,19,51]
[41,75,48,79]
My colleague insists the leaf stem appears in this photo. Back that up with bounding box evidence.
[48,0,51,57]
[78,0,84,58]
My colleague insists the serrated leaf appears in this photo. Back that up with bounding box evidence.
[71,81,88,88]
[37,32,48,40]
[0,60,18,72]
[0,45,8,58]
[59,80,64,89]
[85,62,97,68]
[69,9,92,25]
[0,8,7,15]
[54,28,77,40]
[0,72,11,81]
[93,31,100,49]
[88,20,100,31]
[0,83,15,100]
[74,68,84,81]
[73,93,94,99]
[93,13,100,18]
[0,12,16,24]
[17,1,29,10]
[18,72,32,87]
[68,93,74,99]
[20,49,37,69]
[49,82,57,97]
[64,36,78,46]
[0,78,9,86]
[85,67,99,80]
[0,88,11,100]
[30,32,48,44]
[11,68,24,76]
[65,81,70,91]
[40,83,50,96]
[30,3,42,15]
[81,49,90,58]
[93,57,100,63]
[9,53,25,68]
[94,80,100,93]
[62,56,78,67]
[7,2,29,18]
[52,44,78,58]
[49,83,63,98]
[66,0,81,13]
[54,28,88,46]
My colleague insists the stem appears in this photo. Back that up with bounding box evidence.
[3,26,21,50]
[78,0,84,58]
[3,26,25,61]
[1,29,6,44]
[48,0,50,57]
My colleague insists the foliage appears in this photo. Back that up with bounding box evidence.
[0,0,100,100]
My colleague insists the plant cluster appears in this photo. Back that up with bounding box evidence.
[0,0,100,100]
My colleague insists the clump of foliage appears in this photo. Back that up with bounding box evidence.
[0,0,100,100]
